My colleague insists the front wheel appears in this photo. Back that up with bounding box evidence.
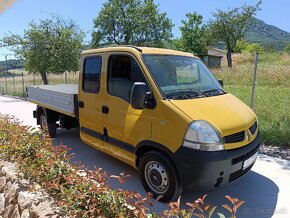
[140,151,182,202]
[40,112,57,138]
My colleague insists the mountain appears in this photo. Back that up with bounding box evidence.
[245,18,290,51]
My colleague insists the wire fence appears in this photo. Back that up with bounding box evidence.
[0,71,79,97]
[0,56,289,147]
[211,54,290,147]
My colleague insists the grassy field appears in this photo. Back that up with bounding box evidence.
[0,54,289,147]
[0,71,79,97]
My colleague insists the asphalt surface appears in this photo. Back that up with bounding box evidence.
[1,95,289,218]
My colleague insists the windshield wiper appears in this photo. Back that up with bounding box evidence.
[202,88,225,97]
[166,90,205,99]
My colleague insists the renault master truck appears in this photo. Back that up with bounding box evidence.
[27,46,260,202]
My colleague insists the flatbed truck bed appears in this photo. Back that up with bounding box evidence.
[26,84,78,117]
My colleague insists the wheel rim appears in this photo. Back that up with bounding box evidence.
[144,161,169,195]
[40,114,48,132]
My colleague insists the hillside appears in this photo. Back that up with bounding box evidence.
[245,18,290,50]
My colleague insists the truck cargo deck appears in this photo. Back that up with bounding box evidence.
[26,84,78,117]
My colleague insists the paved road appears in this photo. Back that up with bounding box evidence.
[1,96,289,217]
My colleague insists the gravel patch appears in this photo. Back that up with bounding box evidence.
[259,144,290,160]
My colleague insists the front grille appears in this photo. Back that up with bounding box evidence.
[249,122,257,135]
[232,143,259,164]
[229,163,254,182]
[224,131,245,143]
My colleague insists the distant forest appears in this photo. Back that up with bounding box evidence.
[0,59,25,73]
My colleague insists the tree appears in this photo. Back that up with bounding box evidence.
[1,16,84,84]
[208,1,261,67]
[244,43,263,53]
[178,12,208,54]
[234,40,249,53]
[91,0,173,47]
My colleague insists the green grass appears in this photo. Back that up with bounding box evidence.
[225,85,290,147]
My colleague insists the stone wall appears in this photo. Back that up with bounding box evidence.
[0,160,61,218]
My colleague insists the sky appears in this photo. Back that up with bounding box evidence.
[0,0,290,61]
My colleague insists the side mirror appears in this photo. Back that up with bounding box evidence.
[130,82,146,110]
[218,79,224,87]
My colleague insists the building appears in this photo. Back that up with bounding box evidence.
[198,48,227,68]
[208,47,227,59]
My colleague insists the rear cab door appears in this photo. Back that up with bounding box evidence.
[78,53,105,150]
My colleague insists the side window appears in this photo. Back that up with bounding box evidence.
[108,55,145,102]
[83,56,102,93]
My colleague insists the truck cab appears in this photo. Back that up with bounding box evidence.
[28,46,260,202]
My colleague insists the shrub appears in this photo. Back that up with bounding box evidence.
[0,114,245,217]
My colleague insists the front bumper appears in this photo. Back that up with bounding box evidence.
[172,132,260,191]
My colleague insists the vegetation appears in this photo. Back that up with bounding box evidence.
[245,18,290,51]
[0,115,245,217]
[177,12,208,54]
[208,1,261,67]
[91,0,173,47]
[284,43,290,54]
[1,15,84,84]
[234,40,263,54]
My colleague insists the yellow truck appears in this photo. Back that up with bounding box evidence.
[27,46,260,202]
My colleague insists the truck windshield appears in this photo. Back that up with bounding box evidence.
[143,55,224,99]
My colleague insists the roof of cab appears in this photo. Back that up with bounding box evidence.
[81,46,197,58]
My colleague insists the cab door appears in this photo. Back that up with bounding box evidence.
[78,54,104,151]
[102,53,152,166]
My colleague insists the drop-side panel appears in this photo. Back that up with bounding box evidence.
[27,84,78,117]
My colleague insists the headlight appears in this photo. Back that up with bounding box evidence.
[182,121,224,151]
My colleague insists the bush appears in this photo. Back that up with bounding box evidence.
[0,114,245,217]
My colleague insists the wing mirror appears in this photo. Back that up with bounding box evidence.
[130,82,147,109]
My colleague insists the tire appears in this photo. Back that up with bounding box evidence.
[39,112,57,138]
[139,151,182,202]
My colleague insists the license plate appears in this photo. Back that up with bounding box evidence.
[243,152,258,170]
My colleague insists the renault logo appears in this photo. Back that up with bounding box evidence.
[245,130,251,142]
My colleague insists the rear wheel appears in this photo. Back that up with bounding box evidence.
[140,151,182,202]
[40,112,57,138]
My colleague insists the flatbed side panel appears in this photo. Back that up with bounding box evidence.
[27,85,77,117]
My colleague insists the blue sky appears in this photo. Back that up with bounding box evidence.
[1,0,289,61]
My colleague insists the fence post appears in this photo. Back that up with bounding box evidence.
[250,51,259,109]
[13,74,15,94]
[21,71,25,97]
[5,70,8,95]
[64,71,67,84]
[5,55,8,94]
[33,73,36,85]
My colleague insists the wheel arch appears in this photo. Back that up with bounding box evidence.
[36,106,59,124]
[134,140,176,169]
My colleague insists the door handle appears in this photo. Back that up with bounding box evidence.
[79,101,85,108]
[102,106,109,114]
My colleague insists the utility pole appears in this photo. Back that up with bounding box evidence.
[5,55,8,93]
